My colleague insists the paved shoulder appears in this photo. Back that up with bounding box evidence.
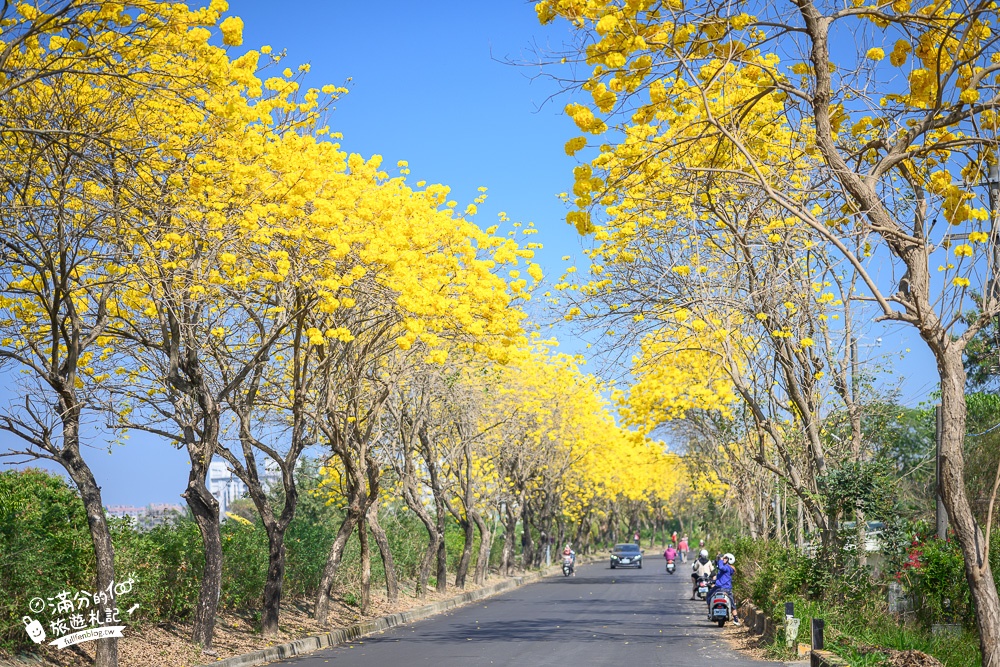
[273,561,784,666]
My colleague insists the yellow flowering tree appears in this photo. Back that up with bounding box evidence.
[0,0,285,660]
[307,182,534,620]
[538,0,1000,653]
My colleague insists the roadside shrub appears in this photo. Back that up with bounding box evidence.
[0,469,93,653]
[220,516,268,610]
[108,516,166,624]
[383,507,431,582]
[281,494,341,600]
[1,464,521,654]
[904,536,973,628]
[721,537,815,613]
[727,535,995,666]
[273,464,341,600]
[114,515,203,621]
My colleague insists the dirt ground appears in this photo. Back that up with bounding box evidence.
[2,580,494,667]
[724,623,783,662]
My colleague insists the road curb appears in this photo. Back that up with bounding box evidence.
[809,648,849,667]
[739,602,777,643]
[195,555,603,667]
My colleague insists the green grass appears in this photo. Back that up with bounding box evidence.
[762,596,981,666]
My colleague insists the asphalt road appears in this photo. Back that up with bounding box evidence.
[271,559,790,667]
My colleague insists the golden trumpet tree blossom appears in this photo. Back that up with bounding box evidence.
[539,0,1000,656]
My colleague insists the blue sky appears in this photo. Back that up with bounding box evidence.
[233,0,584,269]
[0,1,941,506]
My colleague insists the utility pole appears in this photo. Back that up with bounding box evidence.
[936,405,948,539]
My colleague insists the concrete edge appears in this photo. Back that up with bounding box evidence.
[809,649,849,667]
[738,602,777,644]
[196,555,605,667]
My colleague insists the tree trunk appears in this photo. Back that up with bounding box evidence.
[471,510,491,585]
[454,516,474,588]
[774,487,783,545]
[359,515,371,615]
[61,444,119,667]
[244,468,298,638]
[797,496,805,550]
[401,479,438,597]
[434,499,449,592]
[782,488,789,547]
[314,492,364,623]
[760,490,770,540]
[573,509,591,554]
[938,351,1000,666]
[521,503,534,567]
[423,451,449,593]
[184,463,222,649]
[746,497,760,540]
[260,523,287,636]
[367,498,398,604]
[501,504,517,575]
[236,451,300,638]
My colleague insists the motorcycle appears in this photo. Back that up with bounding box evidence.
[695,575,710,600]
[562,555,574,577]
[708,588,733,626]
[665,558,676,574]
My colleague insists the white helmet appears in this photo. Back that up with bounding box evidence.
[723,552,736,565]
[699,549,709,559]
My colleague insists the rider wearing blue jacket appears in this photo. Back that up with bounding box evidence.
[715,558,733,588]
[708,553,741,625]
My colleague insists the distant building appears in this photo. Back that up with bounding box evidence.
[103,457,281,528]
[262,458,282,493]
[208,458,281,520]
[105,503,183,530]
[209,460,247,518]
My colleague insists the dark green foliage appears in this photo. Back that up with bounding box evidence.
[725,536,996,666]
[0,469,94,652]
[963,303,1000,392]
[111,515,203,621]
[220,518,269,611]
[862,402,935,474]
[381,508,435,582]
[909,536,972,627]
[276,463,342,600]
[964,393,1000,530]
[1,466,512,655]
[821,461,896,521]
[901,535,1000,630]
[719,537,821,611]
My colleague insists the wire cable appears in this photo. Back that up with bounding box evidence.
[968,420,1000,438]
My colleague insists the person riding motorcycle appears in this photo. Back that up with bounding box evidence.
[690,549,714,599]
[664,545,678,570]
[707,552,741,625]
[562,544,576,576]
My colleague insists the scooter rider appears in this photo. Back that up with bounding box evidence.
[562,544,576,576]
[708,552,741,625]
[690,549,714,599]
[664,544,678,569]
